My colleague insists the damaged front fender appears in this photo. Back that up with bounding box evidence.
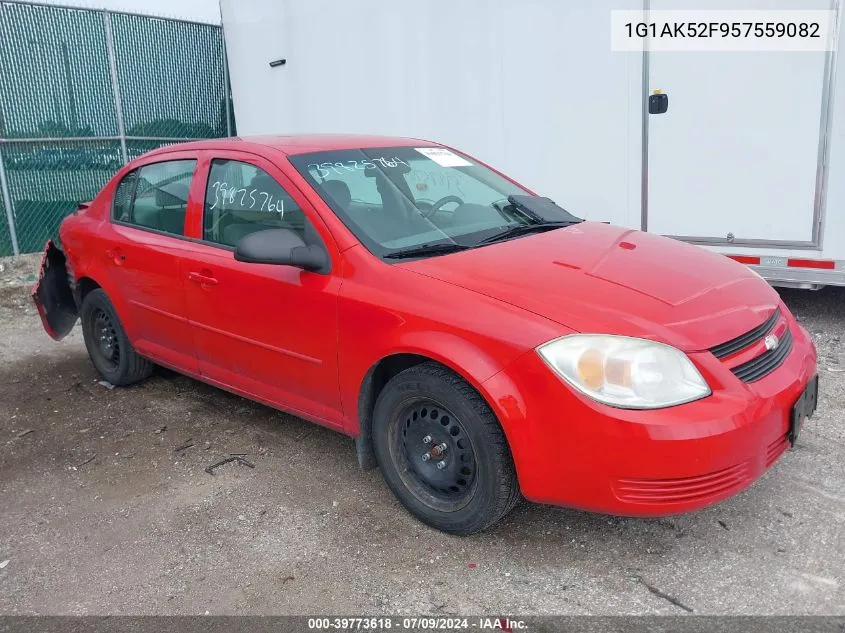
[31,240,78,340]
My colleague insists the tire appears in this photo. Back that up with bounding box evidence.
[80,288,153,386]
[372,362,520,535]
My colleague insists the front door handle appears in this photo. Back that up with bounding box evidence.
[187,271,219,286]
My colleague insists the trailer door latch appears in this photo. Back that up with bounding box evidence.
[648,90,669,114]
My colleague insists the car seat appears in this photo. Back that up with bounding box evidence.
[155,186,188,234]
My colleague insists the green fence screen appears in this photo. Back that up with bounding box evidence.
[0,1,234,255]
[0,185,12,256]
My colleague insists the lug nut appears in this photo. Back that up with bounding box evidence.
[422,435,432,444]
[421,453,431,462]
[436,442,448,453]
[436,461,447,470]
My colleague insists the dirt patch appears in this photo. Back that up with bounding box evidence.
[0,252,40,287]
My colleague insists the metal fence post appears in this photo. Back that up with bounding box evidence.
[103,10,129,163]
[0,147,21,255]
[222,34,232,137]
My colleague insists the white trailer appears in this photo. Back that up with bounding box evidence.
[221,0,845,288]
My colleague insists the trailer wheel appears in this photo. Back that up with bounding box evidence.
[372,362,520,534]
[80,289,153,386]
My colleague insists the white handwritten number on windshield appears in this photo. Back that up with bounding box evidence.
[306,156,410,179]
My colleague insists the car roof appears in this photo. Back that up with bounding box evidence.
[143,134,440,159]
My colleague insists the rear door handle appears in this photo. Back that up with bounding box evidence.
[187,271,219,286]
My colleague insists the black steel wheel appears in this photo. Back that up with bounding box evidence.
[88,306,120,371]
[395,400,477,512]
[80,289,153,386]
[372,362,520,534]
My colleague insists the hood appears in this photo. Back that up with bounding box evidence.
[401,222,780,351]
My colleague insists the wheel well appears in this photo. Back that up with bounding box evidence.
[355,353,432,470]
[74,277,101,307]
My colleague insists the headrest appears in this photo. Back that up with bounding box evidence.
[363,162,411,178]
[249,173,278,190]
[321,179,352,210]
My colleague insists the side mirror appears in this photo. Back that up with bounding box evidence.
[234,228,329,273]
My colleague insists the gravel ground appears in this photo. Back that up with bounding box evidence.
[0,253,843,615]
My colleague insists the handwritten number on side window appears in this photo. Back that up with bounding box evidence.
[208,180,285,216]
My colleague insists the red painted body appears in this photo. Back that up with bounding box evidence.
[41,135,817,516]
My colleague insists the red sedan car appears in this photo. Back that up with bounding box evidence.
[33,135,818,534]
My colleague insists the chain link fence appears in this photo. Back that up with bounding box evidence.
[0,1,234,255]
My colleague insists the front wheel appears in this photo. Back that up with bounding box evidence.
[372,362,520,534]
[80,289,153,386]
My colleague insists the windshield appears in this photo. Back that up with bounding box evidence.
[289,146,573,258]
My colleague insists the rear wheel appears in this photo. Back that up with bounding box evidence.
[80,289,153,386]
[372,362,520,534]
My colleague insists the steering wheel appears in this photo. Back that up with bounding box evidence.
[421,195,464,219]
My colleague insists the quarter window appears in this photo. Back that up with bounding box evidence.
[112,170,137,222]
[203,159,308,247]
[113,160,196,236]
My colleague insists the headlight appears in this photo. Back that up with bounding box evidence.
[536,334,710,409]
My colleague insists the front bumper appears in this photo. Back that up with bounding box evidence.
[483,316,818,516]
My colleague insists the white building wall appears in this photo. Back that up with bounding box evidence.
[221,0,644,229]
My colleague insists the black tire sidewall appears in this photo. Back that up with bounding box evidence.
[80,289,135,385]
[372,367,513,534]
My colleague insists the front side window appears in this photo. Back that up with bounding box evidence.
[289,146,535,257]
[113,160,196,236]
[203,159,309,248]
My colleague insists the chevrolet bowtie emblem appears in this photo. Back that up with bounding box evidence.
[764,334,780,351]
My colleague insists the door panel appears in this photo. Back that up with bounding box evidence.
[648,0,830,243]
[109,224,197,371]
[103,156,200,372]
[179,151,343,427]
[180,243,343,426]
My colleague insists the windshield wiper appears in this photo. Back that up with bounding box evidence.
[475,222,572,246]
[384,242,471,260]
[507,195,583,223]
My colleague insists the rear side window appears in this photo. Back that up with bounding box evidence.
[203,159,309,247]
[112,170,137,221]
[113,160,196,236]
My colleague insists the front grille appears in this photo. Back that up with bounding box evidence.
[614,462,750,504]
[709,309,780,360]
[707,308,793,383]
[730,327,793,383]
